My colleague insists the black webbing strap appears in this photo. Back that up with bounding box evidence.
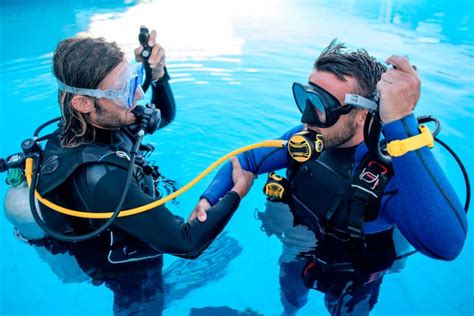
[347,153,393,238]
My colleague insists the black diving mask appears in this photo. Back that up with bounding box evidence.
[292,82,378,128]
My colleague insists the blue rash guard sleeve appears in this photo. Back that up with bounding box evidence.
[202,125,304,205]
[381,114,467,260]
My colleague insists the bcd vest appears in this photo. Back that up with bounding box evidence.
[35,130,163,279]
[287,145,397,290]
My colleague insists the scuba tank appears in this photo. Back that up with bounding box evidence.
[4,166,45,240]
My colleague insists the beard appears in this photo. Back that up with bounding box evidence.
[92,100,130,129]
[309,111,359,149]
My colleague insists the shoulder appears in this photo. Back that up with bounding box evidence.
[39,140,130,195]
[74,152,132,186]
[279,125,304,140]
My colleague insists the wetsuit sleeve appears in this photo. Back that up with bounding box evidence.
[201,125,304,205]
[151,67,176,129]
[381,114,467,260]
[73,163,240,259]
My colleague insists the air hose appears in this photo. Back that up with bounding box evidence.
[25,140,286,219]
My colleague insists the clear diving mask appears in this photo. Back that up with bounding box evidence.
[57,63,144,108]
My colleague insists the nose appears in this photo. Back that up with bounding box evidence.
[313,107,326,123]
[135,85,144,102]
[129,85,144,108]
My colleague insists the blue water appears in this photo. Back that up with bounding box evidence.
[1,0,473,315]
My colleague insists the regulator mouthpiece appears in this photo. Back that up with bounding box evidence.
[287,130,324,163]
[131,103,161,135]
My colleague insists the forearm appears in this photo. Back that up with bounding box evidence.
[83,164,240,259]
[383,114,467,260]
[116,191,240,259]
[177,191,240,258]
[151,67,176,129]
[201,125,303,205]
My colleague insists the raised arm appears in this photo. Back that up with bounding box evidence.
[377,56,467,260]
[381,115,467,260]
[134,29,176,128]
[151,67,176,129]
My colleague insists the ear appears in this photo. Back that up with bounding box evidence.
[355,109,368,127]
[71,95,94,114]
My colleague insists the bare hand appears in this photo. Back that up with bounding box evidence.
[187,158,254,223]
[230,157,255,199]
[188,198,211,223]
[134,30,166,80]
[377,55,420,123]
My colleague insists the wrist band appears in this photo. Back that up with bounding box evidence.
[387,124,434,157]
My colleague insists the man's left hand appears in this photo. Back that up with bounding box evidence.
[377,55,420,123]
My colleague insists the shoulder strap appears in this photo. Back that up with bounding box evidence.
[346,153,393,238]
[38,136,132,196]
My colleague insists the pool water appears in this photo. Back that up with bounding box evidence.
[0,0,472,315]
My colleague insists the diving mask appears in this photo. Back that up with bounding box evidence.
[57,63,145,108]
[292,82,378,128]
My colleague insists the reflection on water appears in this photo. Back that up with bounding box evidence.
[0,0,472,315]
[86,1,245,59]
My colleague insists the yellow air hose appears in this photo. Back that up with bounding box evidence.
[25,140,285,219]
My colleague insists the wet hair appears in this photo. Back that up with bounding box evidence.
[53,37,124,147]
[314,39,387,97]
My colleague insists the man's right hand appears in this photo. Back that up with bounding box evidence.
[134,30,166,80]
[377,55,420,123]
[188,157,255,223]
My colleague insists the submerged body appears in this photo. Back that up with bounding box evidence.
[202,115,466,315]
[5,34,254,315]
[196,42,467,315]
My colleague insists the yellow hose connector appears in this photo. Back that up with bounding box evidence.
[25,140,285,219]
[386,125,434,157]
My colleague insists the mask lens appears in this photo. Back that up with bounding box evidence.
[293,83,328,124]
[293,83,309,113]
[127,76,138,107]
[137,64,144,86]
[310,99,326,123]
[125,65,144,108]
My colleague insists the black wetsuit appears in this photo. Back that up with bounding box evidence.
[36,69,240,315]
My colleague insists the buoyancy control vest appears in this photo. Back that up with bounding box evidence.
[35,129,164,279]
[287,145,397,290]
